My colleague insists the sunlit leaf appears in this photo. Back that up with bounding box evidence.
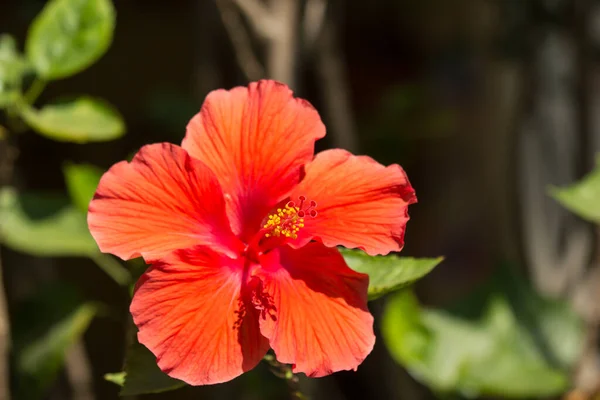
[382,268,584,398]
[22,97,125,143]
[118,341,186,395]
[63,162,103,212]
[0,187,98,256]
[341,249,442,300]
[551,156,600,223]
[25,0,115,79]
[13,284,97,399]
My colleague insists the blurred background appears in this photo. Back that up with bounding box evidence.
[1,0,600,399]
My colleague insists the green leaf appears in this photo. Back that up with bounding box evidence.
[0,34,29,107]
[551,156,600,223]
[63,162,103,212]
[341,249,442,300]
[21,97,125,143]
[25,0,115,79]
[382,268,585,398]
[0,187,98,256]
[13,284,97,399]
[104,372,126,387]
[117,341,186,395]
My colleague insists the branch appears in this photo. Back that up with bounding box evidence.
[216,0,265,81]
[226,0,298,86]
[65,340,95,400]
[518,32,592,297]
[233,0,278,39]
[519,127,592,295]
[303,0,327,51]
[265,0,298,87]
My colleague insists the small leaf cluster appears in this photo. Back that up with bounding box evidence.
[0,0,124,143]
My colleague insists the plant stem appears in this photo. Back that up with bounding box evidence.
[24,78,46,105]
[266,0,297,88]
[263,354,308,400]
[216,0,265,81]
[90,252,132,286]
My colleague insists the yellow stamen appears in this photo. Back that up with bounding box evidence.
[262,203,305,240]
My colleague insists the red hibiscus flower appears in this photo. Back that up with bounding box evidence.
[88,80,416,385]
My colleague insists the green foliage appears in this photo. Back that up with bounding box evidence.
[341,249,442,300]
[108,341,186,396]
[13,284,97,399]
[382,268,584,398]
[0,0,123,144]
[551,156,600,223]
[0,35,30,108]
[26,0,115,80]
[0,187,97,257]
[21,97,125,143]
[63,162,103,212]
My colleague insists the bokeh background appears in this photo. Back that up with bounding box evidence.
[1,0,599,399]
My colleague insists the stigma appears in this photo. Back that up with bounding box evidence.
[262,196,317,240]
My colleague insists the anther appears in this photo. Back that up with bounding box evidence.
[261,196,318,241]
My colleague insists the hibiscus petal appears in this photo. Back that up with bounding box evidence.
[88,143,241,261]
[131,246,269,385]
[182,80,326,241]
[254,243,375,377]
[290,149,417,256]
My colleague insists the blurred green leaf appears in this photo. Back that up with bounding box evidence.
[25,0,115,79]
[341,249,442,300]
[116,341,185,395]
[63,162,103,212]
[22,97,125,143]
[104,372,126,387]
[0,187,98,256]
[382,268,584,398]
[14,284,97,399]
[551,156,600,223]
[0,35,29,107]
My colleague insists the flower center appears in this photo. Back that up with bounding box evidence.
[262,195,317,240]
